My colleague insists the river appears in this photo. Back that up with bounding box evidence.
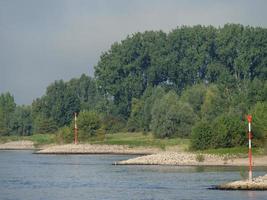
[0,151,267,200]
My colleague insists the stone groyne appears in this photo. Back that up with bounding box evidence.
[0,140,35,150]
[115,152,267,166]
[36,144,160,155]
[216,174,267,190]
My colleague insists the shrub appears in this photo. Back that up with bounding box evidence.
[150,91,197,138]
[210,114,246,148]
[250,102,267,142]
[33,116,58,134]
[77,111,101,137]
[55,126,73,144]
[101,115,126,133]
[191,114,247,150]
[196,154,205,162]
[191,121,213,150]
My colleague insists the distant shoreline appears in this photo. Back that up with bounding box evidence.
[1,141,267,167]
[115,152,267,167]
[0,141,35,150]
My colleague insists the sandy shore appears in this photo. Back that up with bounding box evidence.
[36,144,160,155]
[217,174,267,190]
[0,140,35,150]
[116,152,267,166]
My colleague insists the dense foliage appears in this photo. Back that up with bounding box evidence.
[1,24,266,149]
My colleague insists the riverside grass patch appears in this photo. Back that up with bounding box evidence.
[89,132,190,150]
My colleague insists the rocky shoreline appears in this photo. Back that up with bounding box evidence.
[115,152,267,167]
[1,141,267,168]
[36,144,160,155]
[0,140,35,150]
[216,174,267,190]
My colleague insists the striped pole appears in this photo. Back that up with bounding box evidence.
[74,112,78,145]
[247,115,252,182]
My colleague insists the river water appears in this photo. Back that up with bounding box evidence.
[0,151,267,200]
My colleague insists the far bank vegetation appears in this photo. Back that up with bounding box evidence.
[0,24,266,151]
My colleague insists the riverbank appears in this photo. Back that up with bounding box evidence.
[116,152,267,166]
[0,140,35,150]
[1,140,267,167]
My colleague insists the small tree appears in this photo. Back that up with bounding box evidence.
[191,121,213,150]
[250,102,267,143]
[55,126,73,144]
[77,111,101,138]
[150,91,197,138]
[210,114,246,148]
[33,115,58,134]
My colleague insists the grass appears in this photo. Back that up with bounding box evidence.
[0,134,55,147]
[0,132,190,150]
[86,132,190,150]
[1,132,266,157]
[198,146,265,157]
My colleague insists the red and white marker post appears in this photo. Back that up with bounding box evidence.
[247,115,252,181]
[74,112,78,145]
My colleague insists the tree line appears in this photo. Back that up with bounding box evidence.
[0,24,266,149]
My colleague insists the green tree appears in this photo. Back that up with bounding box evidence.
[180,84,207,116]
[33,115,58,134]
[250,102,267,141]
[150,91,197,138]
[10,105,33,136]
[200,85,224,120]
[210,114,246,148]
[76,111,101,138]
[0,92,16,135]
[191,121,213,150]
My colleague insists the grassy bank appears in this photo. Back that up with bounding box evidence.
[0,132,265,156]
[0,134,55,147]
[91,132,190,150]
[199,146,265,157]
[0,132,189,150]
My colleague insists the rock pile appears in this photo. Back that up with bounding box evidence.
[217,174,267,190]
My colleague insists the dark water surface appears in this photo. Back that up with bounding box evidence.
[0,151,267,200]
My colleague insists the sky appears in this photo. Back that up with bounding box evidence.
[1,0,267,105]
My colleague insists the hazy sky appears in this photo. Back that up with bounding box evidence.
[1,0,267,105]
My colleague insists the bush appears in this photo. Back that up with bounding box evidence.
[55,126,73,144]
[127,98,144,132]
[210,114,246,148]
[196,154,205,162]
[191,114,246,150]
[101,115,126,133]
[33,116,58,134]
[250,102,267,142]
[191,121,213,150]
[150,91,197,138]
[77,111,101,137]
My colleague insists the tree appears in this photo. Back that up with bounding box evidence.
[127,98,144,132]
[191,121,213,150]
[0,92,16,135]
[210,114,246,148]
[32,80,80,128]
[180,84,207,116]
[200,85,224,120]
[250,102,267,141]
[33,115,58,134]
[76,111,101,138]
[150,91,197,138]
[10,105,33,136]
